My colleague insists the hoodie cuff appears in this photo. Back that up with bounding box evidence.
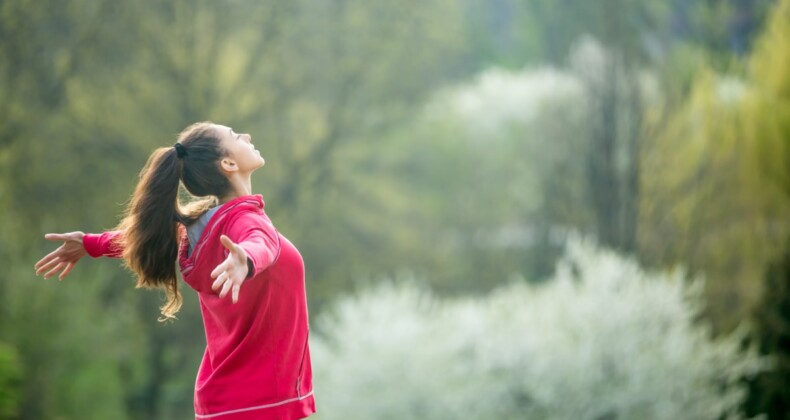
[246,257,255,279]
[83,233,105,258]
[83,231,123,258]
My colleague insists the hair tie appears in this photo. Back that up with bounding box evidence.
[173,143,187,158]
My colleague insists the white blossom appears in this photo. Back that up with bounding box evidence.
[426,66,586,138]
[311,237,767,420]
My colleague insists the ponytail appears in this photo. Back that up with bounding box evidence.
[116,122,230,321]
[117,147,184,321]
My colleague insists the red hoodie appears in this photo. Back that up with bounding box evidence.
[83,195,315,420]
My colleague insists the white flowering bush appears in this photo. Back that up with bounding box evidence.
[428,66,586,138]
[310,237,767,420]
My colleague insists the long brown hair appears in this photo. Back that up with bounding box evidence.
[116,122,231,321]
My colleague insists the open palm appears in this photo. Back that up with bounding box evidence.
[34,232,87,280]
[210,235,250,303]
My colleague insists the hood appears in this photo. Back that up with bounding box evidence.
[178,194,265,290]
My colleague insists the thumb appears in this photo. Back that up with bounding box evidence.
[219,234,236,250]
[45,233,71,242]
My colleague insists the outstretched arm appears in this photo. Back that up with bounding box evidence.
[34,232,88,280]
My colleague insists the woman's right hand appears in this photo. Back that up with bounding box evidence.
[35,232,87,280]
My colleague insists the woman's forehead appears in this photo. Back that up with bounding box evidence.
[211,124,233,137]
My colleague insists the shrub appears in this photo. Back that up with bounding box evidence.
[311,237,767,420]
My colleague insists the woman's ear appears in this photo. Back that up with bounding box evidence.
[220,157,239,173]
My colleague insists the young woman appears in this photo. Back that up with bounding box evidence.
[33,122,315,420]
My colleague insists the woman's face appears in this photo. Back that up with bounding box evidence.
[214,124,265,173]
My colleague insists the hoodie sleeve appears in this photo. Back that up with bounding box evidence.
[83,230,124,258]
[225,211,280,278]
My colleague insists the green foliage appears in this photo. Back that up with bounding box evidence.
[0,342,23,419]
[377,65,591,290]
[4,256,136,419]
[0,0,468,417]
[641,0,790,333]
[743,0,790,197]
[461,0,670,67]
[744,242,790,418]
[740,0,790,416]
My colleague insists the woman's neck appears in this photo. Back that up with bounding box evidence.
[219,173,253,204]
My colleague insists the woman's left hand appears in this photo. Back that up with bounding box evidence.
[210,235,250,303]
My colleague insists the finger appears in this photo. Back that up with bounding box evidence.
[210,260,229,279]
[35,248,61,270]
[211,271,227,291]
[44,233,71,242]
[37,252,65,273]
[220,235,236,251]
[59,263,75,281]
[232,283,240,304]
[34,258,48,271]
[219,278,233,299]
[36,256,61,276]
[44,262,65,279]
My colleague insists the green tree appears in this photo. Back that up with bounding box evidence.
[460,0,670,253]
[745,243,790,417]
[0,0,469,417]
[740,0,790,416]
[639,0,790,332]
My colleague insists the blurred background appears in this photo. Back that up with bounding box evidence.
[1,0,789,418]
